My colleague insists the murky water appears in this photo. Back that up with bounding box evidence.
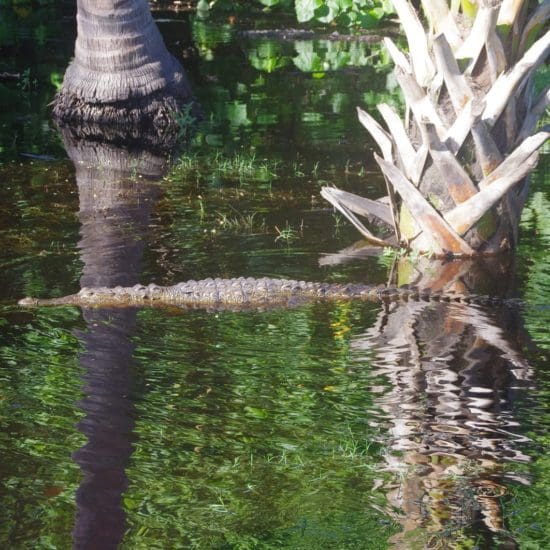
[1,4,549,549]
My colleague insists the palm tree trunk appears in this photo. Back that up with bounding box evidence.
[52,0,192,136]
[323,0,549,257]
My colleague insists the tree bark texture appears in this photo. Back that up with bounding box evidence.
[52,0,192,134]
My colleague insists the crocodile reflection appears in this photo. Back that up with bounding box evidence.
[351,259,533,548]
[61,131,166,549]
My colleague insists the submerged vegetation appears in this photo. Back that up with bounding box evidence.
[0,1,549,549]
[121,304,399,548]
[216,209,267,235]
[169,151,281,187]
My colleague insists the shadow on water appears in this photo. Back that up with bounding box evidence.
[60,131,168,549]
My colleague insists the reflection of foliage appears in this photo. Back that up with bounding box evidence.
[122,304,397,548]
[0,307,84,548]
[293,40,324,73]
[292,39,391,75]
[248,41,291,73]
[192,18,235,60]
[503,150,550,546]
[0,2,71,158]
[0,162,81,297]
[191,18,400,158]
[518,152,550,349]
[504,443,550,549]
[245,37,395,78]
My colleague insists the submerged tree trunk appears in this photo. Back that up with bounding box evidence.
[323,0,549,257]
[52,0,192,137]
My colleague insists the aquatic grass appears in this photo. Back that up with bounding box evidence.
[215,209,267,234]
[172,103,198,142]
[167,150,282,187]
[274,221,302,246]
[0,306,85,549]
[332,212,344,235]
[118,304,400,548]
[291,160,305,177]
[334,426,381,461]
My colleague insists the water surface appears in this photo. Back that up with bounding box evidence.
[0,5,549,549]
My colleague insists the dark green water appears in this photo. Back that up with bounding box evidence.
[0,4,549,549]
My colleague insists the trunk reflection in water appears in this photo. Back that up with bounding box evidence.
[352,258,532,548]
[61,132,166,549]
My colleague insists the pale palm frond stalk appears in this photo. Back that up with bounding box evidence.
[323,0,550,256]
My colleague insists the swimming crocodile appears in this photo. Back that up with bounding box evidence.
[18,277,509,310]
